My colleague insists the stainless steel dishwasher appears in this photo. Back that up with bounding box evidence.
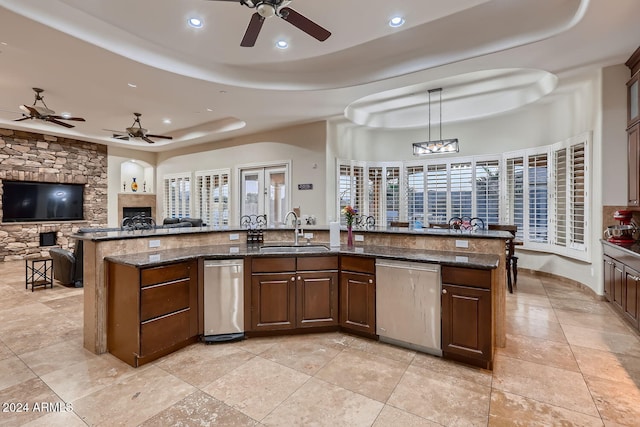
[203,259,244,343]
[375,260,442,356]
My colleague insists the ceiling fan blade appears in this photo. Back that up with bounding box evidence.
[279,7,331,41]
[51,115,86,122]
[145,134,173,140]
[14,116,32,122]
[20,105,39,117]
[112,134,130,141]
[46,118,74,128]
[142,137,156,144]
[241,12,265,47]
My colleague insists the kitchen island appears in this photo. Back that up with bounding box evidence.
[76,226,511,368]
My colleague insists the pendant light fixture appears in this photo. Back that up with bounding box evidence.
[413,88,459,155]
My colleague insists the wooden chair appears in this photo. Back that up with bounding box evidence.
[488,224,518,293]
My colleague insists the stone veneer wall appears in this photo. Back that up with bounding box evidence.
[0,128,108,260]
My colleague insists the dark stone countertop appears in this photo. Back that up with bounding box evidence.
[602,239,640,257]
[75,225,513,241]
[104,243,500,270]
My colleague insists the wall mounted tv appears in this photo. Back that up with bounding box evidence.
[1,180,84,222]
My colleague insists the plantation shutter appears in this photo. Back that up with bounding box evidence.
[338,161,365,225]
[426,164,448,224]
[163,173,191,219]
[554,148,568,247]
[475,160,500,225]
[527,154,548,243]
[570,142,586,249]
[450,162,473,219]
[505,156,525,240]
[406,165,425,227]
[195,169,230,227]
[385,166,401,225]
[368,166,383,225]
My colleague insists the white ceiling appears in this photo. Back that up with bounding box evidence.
[0,0,638,152]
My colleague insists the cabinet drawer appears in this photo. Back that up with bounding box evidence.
[140,279,190,322]
[340,255,375,274]
[140,309,191,356]
[297,256,338,271]
[141,262,191,287]
[442,266,491,289]
[252,257,296,273]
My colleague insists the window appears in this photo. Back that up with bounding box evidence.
[195,169,230,227]
[163,173,191,219]
[336,131,590,261]
[240,164,289,226]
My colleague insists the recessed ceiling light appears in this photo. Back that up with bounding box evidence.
[0,42,7,46]
[276,40,288,49]
[188,17,203,28]
[127,83,137,88]
[389,16,405,28]
[206,108,214,112]
[163,118,172,124]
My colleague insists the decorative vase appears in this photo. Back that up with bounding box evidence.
[347,225,354,248]
[131,177,138,192]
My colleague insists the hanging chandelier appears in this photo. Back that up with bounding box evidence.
[413,88,459,155]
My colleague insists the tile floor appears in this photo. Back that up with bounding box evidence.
[0,260,639,426]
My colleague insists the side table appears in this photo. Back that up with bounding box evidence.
[25,258,54,292]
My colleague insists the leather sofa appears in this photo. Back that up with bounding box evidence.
[162,217,204,227]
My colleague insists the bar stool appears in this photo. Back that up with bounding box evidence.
[488,224,518,293]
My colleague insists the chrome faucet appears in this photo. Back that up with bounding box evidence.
[284,210,299,245]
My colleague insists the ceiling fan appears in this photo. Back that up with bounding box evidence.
[15,88,86,128]
[108,113,173,144]
[210,0,331,47]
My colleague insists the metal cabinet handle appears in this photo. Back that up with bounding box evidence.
[298,276,301,280]
[442,289,447,294]
[291,277,295,282]
[629,275,640,281]
[368,279,373,284]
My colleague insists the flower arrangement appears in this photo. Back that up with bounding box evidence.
[342,205,357,228]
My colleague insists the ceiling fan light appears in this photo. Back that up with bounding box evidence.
[276,40,288,49]
[257,3,276,18]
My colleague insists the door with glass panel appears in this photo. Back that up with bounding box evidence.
[240,165,288,226]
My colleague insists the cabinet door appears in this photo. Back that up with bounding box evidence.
[613,261,625,312]
[441,284,491,365]
[251,272,296,330]
[628,73,639,127]
[296,271,338,328]
[624,266,640,327]
[603,255,616,302]
[628,123,639,207]
[340,271,375,335]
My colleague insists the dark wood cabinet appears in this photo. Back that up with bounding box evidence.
[628,123,640,206]
[339,256,376,335]
[624,265,640,327]
[250,256,338,331]
[626,47,640,206]
[107,259,199,367]
[603,243,640,332]
[441,266,493,369]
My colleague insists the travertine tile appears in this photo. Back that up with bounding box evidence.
[157,342,255,388]
[388,364,491,426]
[373,405,441,426]
[21,410,87,427]
[262,377,384,426]
[72,366,195,426]
[0,377,65,426]
[411,352,493,387]
[489,390,603,426]
[315,347,409,402]
[202,356,309,421]
[140,390,258,426]
[0,356,37,391]
[0,340,14,361]
[584,375,640,426]
[492,354,599,417]
[550,297,614,315]
[505,313,567,342]
[40,353,139,402]
[506,291,553,308]
[561,323,640,356]
[554,308,632,334]
[259,335,342,375]
[496,333,579,372]
[571,345,640,386]
[348,335,417,364]
[19,338,95,376]
[506,302,558,323]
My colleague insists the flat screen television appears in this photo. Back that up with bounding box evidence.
[1,180,84,222]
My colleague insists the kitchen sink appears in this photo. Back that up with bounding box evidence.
[259,244,331,253]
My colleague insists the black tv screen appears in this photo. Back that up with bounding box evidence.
[2,181,84,222]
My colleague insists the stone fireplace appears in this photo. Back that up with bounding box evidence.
[117,193,156,225]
